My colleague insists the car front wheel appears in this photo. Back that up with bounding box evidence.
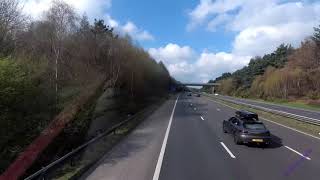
[223,125,227,133]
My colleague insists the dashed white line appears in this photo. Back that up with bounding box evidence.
[200,116,204,120]
[220,142,236,159]
[207,97,320,141]
[217,108,221,111]
[285,146,311,160]
[152,95,179,180]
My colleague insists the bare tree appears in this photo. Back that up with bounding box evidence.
[0,0,26,55]
[45,0,77,105]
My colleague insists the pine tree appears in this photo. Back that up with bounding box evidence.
[312,24,320,46]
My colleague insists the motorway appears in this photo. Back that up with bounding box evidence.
[219,95,320,120]
[82,93,320,180]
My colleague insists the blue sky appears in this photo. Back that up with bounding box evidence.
[111,0,234,52]
[23,0,320,83]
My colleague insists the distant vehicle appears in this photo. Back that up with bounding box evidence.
[223,110,271,146]
[214,93,219,96]
[187,93,192,96]
[195,93,201,97]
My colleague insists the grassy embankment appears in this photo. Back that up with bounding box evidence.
[247,98,320,112]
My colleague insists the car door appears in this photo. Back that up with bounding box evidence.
[230,118,241,134]
[229,117,238,134]
[225,117,234,132]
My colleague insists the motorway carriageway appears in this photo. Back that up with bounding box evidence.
[83,93,320,180]
[219,95,320,120]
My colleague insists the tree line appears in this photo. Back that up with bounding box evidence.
[0,0,173,173]
[210,25,320,102]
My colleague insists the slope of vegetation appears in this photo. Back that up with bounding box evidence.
[210,25,320,107]
[0,0,173,175]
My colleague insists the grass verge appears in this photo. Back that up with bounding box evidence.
[242,97,320,112]
[206,95,320,139]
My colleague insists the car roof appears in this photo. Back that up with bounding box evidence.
[233,116,262,124]
[236,110,257,116]
[236,110,258,118]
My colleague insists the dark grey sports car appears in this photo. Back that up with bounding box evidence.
[223,110,271,146]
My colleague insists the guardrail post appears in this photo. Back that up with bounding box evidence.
[70,157,75,167]
[37,171,46,180]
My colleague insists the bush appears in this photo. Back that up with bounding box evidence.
[0,58,55,173]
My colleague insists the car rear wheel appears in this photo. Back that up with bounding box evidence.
[261,142,269,148]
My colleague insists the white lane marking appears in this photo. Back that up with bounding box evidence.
[261,118,320,140]
[206,98,237,110]
[222,97,320,123]
[220,142,236,159]
[200,116,204,120]
[285,146,311,160]
[207,97,320,141]
[217,108,221,111]
[152,95,179,180]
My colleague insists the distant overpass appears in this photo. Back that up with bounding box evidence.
[182,83,220,86]
[179,83,220,93]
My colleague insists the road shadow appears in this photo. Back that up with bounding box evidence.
[245,134,283,149]
[182,102,209,116]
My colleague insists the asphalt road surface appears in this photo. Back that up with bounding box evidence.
[82,93,320,180]
[218,95,320,120]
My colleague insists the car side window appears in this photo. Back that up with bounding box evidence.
[235,120,241,126]
[230,117,237,124]
[231,118,241,126]
[228,117,234,122]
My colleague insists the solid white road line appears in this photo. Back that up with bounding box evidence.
[206,98,237,110]
[284,146,311,160]
[220,142,236,159]
[261,118,320,140]
[207,97,320,141]
[200,116,204,120]
[152,95,179,180]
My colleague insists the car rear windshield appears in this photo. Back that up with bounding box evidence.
[243,123,266,130]
[245,114,258,120]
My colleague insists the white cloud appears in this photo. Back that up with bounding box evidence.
[229,1,319,31]
[206,13,232,32]
[21,0,112,20]
[121,21,154,41]
[177,0,320,82]
[187,0,246,30]
[148,43,195,64]
[233,22,316,56]
[149,43,250,83]
[188,0,320,54]
[136,31,154,41]
[21,0,154,41]
[104,15,119,28]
